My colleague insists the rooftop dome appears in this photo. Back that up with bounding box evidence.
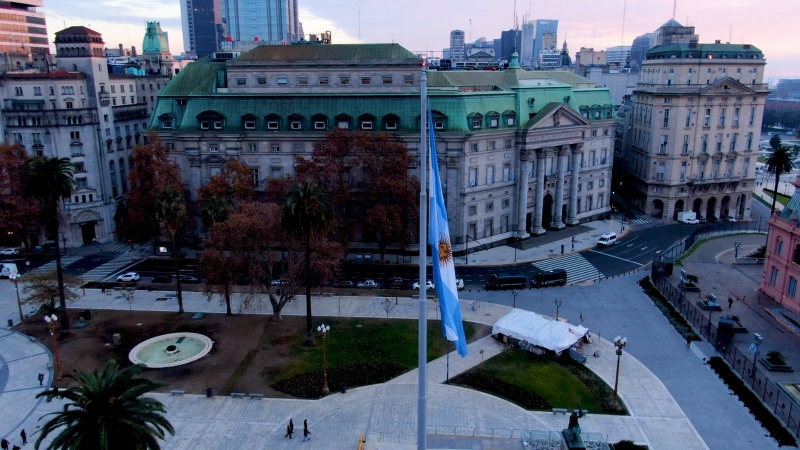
[142,21,169,54]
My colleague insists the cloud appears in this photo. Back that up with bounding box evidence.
[298,7,359,44]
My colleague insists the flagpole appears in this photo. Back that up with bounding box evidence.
[417,64,428,450]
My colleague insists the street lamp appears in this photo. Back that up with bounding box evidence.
[465,234,481,265]
[734,241,742,259]
[612,335,628,407]
[554,299,563,319]
[317,323,331,394]
[511,289,518,309]
[44,314,63,380]
[9,271,23,323]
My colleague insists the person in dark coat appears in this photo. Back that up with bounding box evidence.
[284,421,293,439]
[302,420,311,442]
[19,429,26,445]
[1,438,9,450]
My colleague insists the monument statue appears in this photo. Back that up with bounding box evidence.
[562,404,586,449]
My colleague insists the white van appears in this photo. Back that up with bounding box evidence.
[0,261,18,278]
[597,232,618,247]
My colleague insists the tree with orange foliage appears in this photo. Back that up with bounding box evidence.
[0,143,40,248]
[116,132,182,242]
[197,160,255,228]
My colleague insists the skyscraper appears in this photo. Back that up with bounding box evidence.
[449,30,465,64]
[180,0,221,57]
[0,0,49,55]
[532,20,558,67]
[221,0,300,45]
[629,33,655,71]
[520,20,535,68]
[500,29,521,62]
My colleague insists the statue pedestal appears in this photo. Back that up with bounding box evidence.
[562,429,586,449]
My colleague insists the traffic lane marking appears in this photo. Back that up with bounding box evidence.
[587,249,643,266]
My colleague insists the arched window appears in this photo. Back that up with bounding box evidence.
[776,239,784,255]
[196,110,226,130]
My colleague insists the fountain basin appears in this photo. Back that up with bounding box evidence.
[128,332,213,369]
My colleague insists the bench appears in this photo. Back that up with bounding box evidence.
[230,392,246,398]
[248,393,264,399]
[552,408,569,415]
[170,390,185,396]
[191,312,206,320]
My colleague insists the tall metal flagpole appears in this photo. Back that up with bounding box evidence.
[417,65,428,450]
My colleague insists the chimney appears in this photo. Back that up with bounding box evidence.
[131,46,137,56]
[118,43,123,55]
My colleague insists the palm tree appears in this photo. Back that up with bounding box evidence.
[155,187,187,313]
[22,157,75,330]
[281,180,333,344]
[765,145,799,215]
[35,361,174,450]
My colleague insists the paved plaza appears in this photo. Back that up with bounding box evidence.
[0,222,789,449]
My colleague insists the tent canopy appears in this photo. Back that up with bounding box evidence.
[492,309,589,353]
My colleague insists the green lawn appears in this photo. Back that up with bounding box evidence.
[764,188,791,206]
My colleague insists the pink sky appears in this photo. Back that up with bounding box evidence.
[46,0,799,79]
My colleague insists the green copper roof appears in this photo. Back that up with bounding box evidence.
[142,21,169,54]
[159,61,224,96]
[233,43,422,63]
[646,43,764,59]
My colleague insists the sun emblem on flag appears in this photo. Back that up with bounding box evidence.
[437,235,453,265]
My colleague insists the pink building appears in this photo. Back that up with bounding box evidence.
[761,176,800,314]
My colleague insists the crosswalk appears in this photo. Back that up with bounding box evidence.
[107,243,132,253]
[532,253,604,285]
[630,218,650,225]
[81,254,137,282]
[30,256,83,275]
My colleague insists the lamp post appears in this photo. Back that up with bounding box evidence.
[9,271,23,323]
[317,323,331,394]
[734,241,742,259]
[513,237,518,263]
[62,235,67,254]
[511,289,518,309]
[465,234,481,265]
[612,335,627,407]
[44,314,63,380]
[554,299,562,319]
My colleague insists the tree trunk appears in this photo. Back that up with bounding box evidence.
[224,283,232,316]
[173,233,184,314]
[771,171,781,215]
[304,231,315,346]
[52,210,70,330]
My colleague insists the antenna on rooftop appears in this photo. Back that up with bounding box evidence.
[672,0,677,20]
[621,0,627,45]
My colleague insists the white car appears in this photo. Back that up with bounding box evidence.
[357,279,381,289]
[117,272,140,282]
[413,280,436,291]
[456,278,465,291]
[0,247,20,255]
[683,218,699,224]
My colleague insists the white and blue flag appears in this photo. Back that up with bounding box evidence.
[428,113,469,357]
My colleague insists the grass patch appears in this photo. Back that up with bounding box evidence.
[707,357,797,447]
[448,350,626,414]
[226,349,257,392]
[675,232,762,266]
[639,276,699,343]
[764,188,791,206]
[270,318,480,398]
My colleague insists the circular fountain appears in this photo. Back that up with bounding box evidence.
[128,333,213,369]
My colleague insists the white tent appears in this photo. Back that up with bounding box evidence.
[492,309,589,353]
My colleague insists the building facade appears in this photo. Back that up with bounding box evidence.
[0,26,172,248]
[761,177,800,315]
[180,0,221,58]
[616,20,768,221]
[449,30,465,64]
[221,0,300,45]
[0,0,50,71]
[532,20,558,68]
[150,44,616,251]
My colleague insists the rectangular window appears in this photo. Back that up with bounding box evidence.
[403,75,414,85]
[292,143,303,152]
[75,177,87,188]
[704,109,711,127]
[360,76,371,85]
[319,77,329,85]
[248,143,257,153]
[680,161,687,180]
[469,167,478,187]
[659,135,668,154]
[244,120,256,130]
[270,144,280,153]
[471,119,482,129]
[251,168,260,187]
[213,121,223,130]
[470,143,478,152]
[340,76,350,85]
[702,134,708,152]
[502,198,510,208]
[267,121,279,130]
[361,121,373,130]
[270,166,283,179]
[733,107,740,126]
[257,77,267,85]
[297,77,308,85]
[277,77,288,85]
[746,132,753,150]
[290,121,303,130]
[489,118,499,128]
[434,121,445,130]
[236,78,246,86]
[209,144,219,153]
[382,76,393,85]
[111,85,116,93]
[719,108,726,126]
[485,201,494,212]
[683,135,689,154]
[505,139,512,148]
[730,133,738,151]
[685,109,691,128]
[468,205,477,216]
[385,120,397,130]
[486,166,495,185]
[749,107,756,126]
[662,109,670,128]
[314,121,326,130]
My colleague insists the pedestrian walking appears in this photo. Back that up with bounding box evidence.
[1,438,9,450]
[579,312,583,323]
[289,418,294,433]
[728,296,733,309]
[11,445,19,450]
[686,335,692,347]
[38,372,44,386]
[302,420,311,442]
[284,422,293,439]
[19,429,26,445]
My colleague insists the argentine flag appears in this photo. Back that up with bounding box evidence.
[428,113,469,357]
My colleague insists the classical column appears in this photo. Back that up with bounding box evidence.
[567,143,583,225]
[516,148,531,239]
[551,146,568,229]
[531,148,547,235]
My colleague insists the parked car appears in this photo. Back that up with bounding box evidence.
[332,280,355,288]
[117,272,140,282]
[357,279,381,289]
[0,247,20,255]
[683,218,700,224]
[697,216,708,224]
[385,277,409,289]
[152,274,172,283]
[456,278,465,291]
[270,278,288,286]
[725,216,738,223]
[179,275,200,284]
[412,280,435,291]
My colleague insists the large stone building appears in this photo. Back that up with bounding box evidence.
[761,176,800,315]
[615,20,768,221]
[0,26,173,247]
[0,0,50,72]
[151,44,616,251]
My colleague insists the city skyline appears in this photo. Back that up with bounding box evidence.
[44,0,799,78]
